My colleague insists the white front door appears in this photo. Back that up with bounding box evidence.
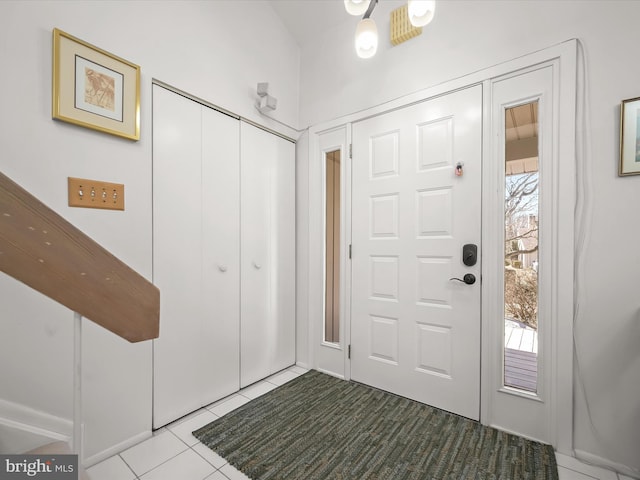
[351,85,482,420]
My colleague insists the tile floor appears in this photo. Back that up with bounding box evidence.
[87,365,631,480]
[87,366,308,480]
[556,454,632,480]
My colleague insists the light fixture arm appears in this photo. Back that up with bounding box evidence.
[362,0,378,19]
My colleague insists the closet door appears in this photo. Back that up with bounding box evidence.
[153,85,240,428]
[240,123,295,387]
[201,106,241,407]
[271,130,296,373]
[153,86,203,427]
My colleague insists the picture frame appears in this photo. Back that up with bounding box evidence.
[52,28,140,141]
[619,96,640,176]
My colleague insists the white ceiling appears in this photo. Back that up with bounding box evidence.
[268,0,356,46]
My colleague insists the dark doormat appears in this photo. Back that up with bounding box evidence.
[194,370,558,480]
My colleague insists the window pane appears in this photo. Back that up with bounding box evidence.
[504,102,538,393]
[325,150,340,343]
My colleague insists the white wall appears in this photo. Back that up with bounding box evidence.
[298,0,640,475]
[0,0,299,463]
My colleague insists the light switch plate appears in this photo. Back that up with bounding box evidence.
[68,177,125,210]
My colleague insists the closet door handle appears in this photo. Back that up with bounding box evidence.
[253,261,262,270]
[218,265,228,273]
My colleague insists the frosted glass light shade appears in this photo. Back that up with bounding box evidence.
[344,0,371,16]
[407,0,436,27]
[355,18,378,58]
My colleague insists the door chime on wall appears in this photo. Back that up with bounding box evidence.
[344,0,436,58]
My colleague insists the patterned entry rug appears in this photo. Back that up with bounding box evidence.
[194,370,558,480]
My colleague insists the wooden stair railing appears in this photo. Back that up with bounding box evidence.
[0,171,159,343]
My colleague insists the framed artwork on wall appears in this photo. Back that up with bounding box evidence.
[52,28,140,141]
[620,96,640,176]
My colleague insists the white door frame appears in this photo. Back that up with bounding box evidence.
[306,40,576,454]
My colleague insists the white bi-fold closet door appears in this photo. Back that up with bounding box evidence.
[240,123,296,388]
[152,85,295,428]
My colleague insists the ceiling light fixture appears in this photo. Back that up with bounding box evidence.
[348,1,436,59]
[351,0,379,59]
[355,18,378,58]
[407,0,436,27]
[344,0,371,16]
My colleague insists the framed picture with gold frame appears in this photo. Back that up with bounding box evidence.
[52,28,140,141]
[620,96,640,176]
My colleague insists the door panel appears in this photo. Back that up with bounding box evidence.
[201,107,241,405]
[240,123,296,387]
[272,132,296,374]
[240,123,272,387]
[314,128,350,378]
[153,86,240,427]
[153,86,204,427]
[351,85,482,420]
[487,66,555,443]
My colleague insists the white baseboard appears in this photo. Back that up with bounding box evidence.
[83,430,151,468]
[295,361,311,369]
[316,367,345,380]
[0,398,71,442]
[574,449,640,479]
[488,423,546,445]
[0,398,153,469]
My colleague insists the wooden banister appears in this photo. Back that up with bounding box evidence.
[0,172,159,342]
